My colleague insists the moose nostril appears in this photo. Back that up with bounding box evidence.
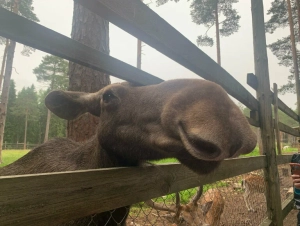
[178,122,223,161]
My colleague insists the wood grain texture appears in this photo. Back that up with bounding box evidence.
[273,84,282,154]
[0,7,163,86]
[247,116,260,127]
[282,194,294,220]
[251,0,283,224]
[277,98,299,123]
[74,0,259,111]
[0,157,265,225]
[276,154,293,165]
[247,73,299,123]
[278,121,300,137]
[261,194,295,225]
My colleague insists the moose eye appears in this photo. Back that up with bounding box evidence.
[102,91,115,104]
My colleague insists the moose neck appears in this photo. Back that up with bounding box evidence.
[96,141,139,169]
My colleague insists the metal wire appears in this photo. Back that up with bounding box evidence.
[120,164,294,226]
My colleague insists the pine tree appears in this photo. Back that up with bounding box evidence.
[0,0,38,163]
[33,55,68,142]
[3,80,17,144]
[265,0,300,94]
[156,0,241,65]
[11,85,39,149]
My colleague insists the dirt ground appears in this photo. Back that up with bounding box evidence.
[126,165,297,226]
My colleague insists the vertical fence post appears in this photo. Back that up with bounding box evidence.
[273,83,282,155]
[251,0,283,225]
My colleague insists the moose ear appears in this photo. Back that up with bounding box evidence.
[45,90,101,120]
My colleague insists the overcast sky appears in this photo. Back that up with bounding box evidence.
[1,0,296,108]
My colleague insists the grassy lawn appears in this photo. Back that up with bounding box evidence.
[0,150,29,167]
[241,146,298,157]
[1,146,297,168]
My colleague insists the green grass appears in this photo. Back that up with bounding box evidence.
[1,145,296,168]
[0,150,29,167]
[241,146,298,157]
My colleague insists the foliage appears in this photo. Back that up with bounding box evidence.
[10,85,39,144]
[33,55,69,90]
[243,105,298,128]
[0,0,39,55]
[265,0,299,94]
[191,0,240,45]
[11,85,39,118]
[33,55,68,141]
[155,0,241,63]
[3,80,18,143]
[0,0,39,21]
[265,0,287,32]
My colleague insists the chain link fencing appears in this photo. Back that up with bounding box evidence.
[115,163,294,226]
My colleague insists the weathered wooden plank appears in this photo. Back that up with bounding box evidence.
[274,83,282,154]
[260,194,294,224]
[74,0,259,111]
[247,73,258,90]
[262,194,295,225]
[277,154,293,165]
[251,0,283,225]
[282,194,294,220]
[277,98,299,123]
[277,121,300,137]
[247,116,260,127]
[0,7,163,86]
[0,156,265,225]
[247,73,299,122]
[260,218,272,226]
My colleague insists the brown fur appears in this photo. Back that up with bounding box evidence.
[179,189,224,226]
[149,188,224,226]
[242,174,265,212]
[0,79,256,225]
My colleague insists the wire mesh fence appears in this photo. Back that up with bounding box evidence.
[120,164,295,226]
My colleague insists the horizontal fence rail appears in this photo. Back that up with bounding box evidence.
[74,0,259,111]
[278,121,300,137]
[247,116,260,127]
[0,156,266,225]
[0,6,259,125]
[277,154,294,165]
[0,8,163,86]
[248,73,300,123]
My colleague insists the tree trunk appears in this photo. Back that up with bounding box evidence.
[215,2,221,66]
[137,39,142,69]
[67,3,110,142]
[287,0,300,151]
[44,80,54,143]
[44,109,51,143]
[296,0,300,41]
[295,0,300,152]
[0,39,9,90]
[23,110,28,150]
[0,0,18,163]
[257,128,263,155]
[287,0,300,113]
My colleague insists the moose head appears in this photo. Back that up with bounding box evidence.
[45,79,256,174]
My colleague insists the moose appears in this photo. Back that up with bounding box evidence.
[0,79,257,225]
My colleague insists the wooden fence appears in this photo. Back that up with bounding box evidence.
[0,0,298,225]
